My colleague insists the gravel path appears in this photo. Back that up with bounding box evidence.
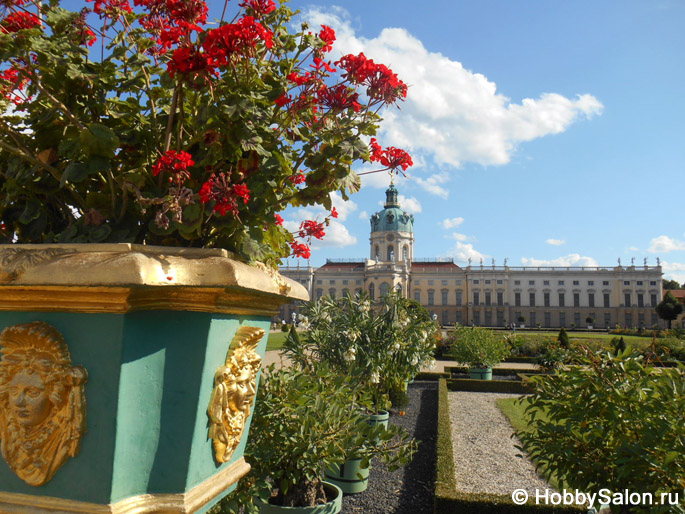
[341,381,438,514]
[448,392,552,496]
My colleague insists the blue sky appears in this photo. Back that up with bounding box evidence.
[274,0,685,284]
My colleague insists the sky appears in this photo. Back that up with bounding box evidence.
[273,0,685,284]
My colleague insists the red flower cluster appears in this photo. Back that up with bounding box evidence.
[336,52,407,105]
[319,25,335,53]
[288,171,306,185]
[318,84,360,112]
[152,149,194,183]
[330,207,338,218]
[203,16,274,64]
[1,11,40,33]
[299,220,325,240]
[87,0,132,18]
[199,173,250,217]
[238,0,276,16]
[369,138,413,172]
[167,16,274,78]
[287,71,311,86]
[167,47,210,78]
[134,0,208,54]
[0,66,30,105]
[274,213,284,226]
[289,241,311,259]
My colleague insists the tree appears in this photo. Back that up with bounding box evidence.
[557,327,570,349]
[655,292,684,329]
[662,279,682,290]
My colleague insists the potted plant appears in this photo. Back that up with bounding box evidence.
[284,292,437,413]
[223,365,415,512]
[281,292,433,493]
[447,326,511,380]
[586,316,595,330]
[518,315,526,329]
[0,0,412,511]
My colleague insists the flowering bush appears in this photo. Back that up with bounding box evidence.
[0,0,411,266]
[283,291,439,410]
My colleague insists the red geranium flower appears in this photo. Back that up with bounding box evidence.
[299,220,325,240]
[319,25,335,52]
[289,241,311,259]
[152,149,194,184]
[1,11,40,33]
[199,173,250,217]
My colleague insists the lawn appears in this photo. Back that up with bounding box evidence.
[496,396,565,491]
[514,330,649,347]
[266,330,289,351]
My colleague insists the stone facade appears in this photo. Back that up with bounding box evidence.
[279,187,663,329]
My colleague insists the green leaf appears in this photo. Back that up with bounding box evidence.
[18,200,42,224]
[80,124,120,158]
[61,162,89,186]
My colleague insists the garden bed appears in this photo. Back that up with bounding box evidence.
[435,379,585,513]
[340,381,438,514]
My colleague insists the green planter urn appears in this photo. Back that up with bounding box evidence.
[258,482,342,514]
[0,244,307,514]
[469,367,493,380]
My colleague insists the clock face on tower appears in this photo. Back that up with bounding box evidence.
[386,234,394,242]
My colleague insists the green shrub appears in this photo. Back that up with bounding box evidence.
[519,349,685,513]
[448,326,510,368]
[558,327,570,349]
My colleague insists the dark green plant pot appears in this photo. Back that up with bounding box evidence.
[469,367,493,380]
[366,409,390,430]
[258,481,343,514]
[325,459,370,494]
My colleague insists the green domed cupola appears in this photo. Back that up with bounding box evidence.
[370,185,414,234]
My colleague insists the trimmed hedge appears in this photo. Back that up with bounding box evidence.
[415,371,450,381]
[446,378,532,394]
[505,356,539,364]
[446,366,547,376]
[435,378,585,513]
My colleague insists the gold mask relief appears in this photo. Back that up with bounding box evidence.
[207,326,264,464]
[0,322,88,486]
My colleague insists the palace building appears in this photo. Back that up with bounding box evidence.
[279,185,664,329]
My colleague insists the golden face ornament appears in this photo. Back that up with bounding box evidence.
[207,326,263,464]
[0,322,88,486]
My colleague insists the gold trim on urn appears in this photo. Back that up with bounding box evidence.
[0,322,88,486]
[207,326,264,464]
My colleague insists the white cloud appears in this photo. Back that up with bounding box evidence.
[520,254,599,267]
[441,217,465,229]
[397,195,422,214]
[358,210,368,220]
[303,8,603,169]
[648,235,685,253]
[661,261,685,285]
[442,242,488,265]
[329,192,357,221]
[628,246,640,252]
[412,172,450,198]
[282,196,358,250]
[311,221,357,249]
[447,232,469,242]
[546,238,565,246]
